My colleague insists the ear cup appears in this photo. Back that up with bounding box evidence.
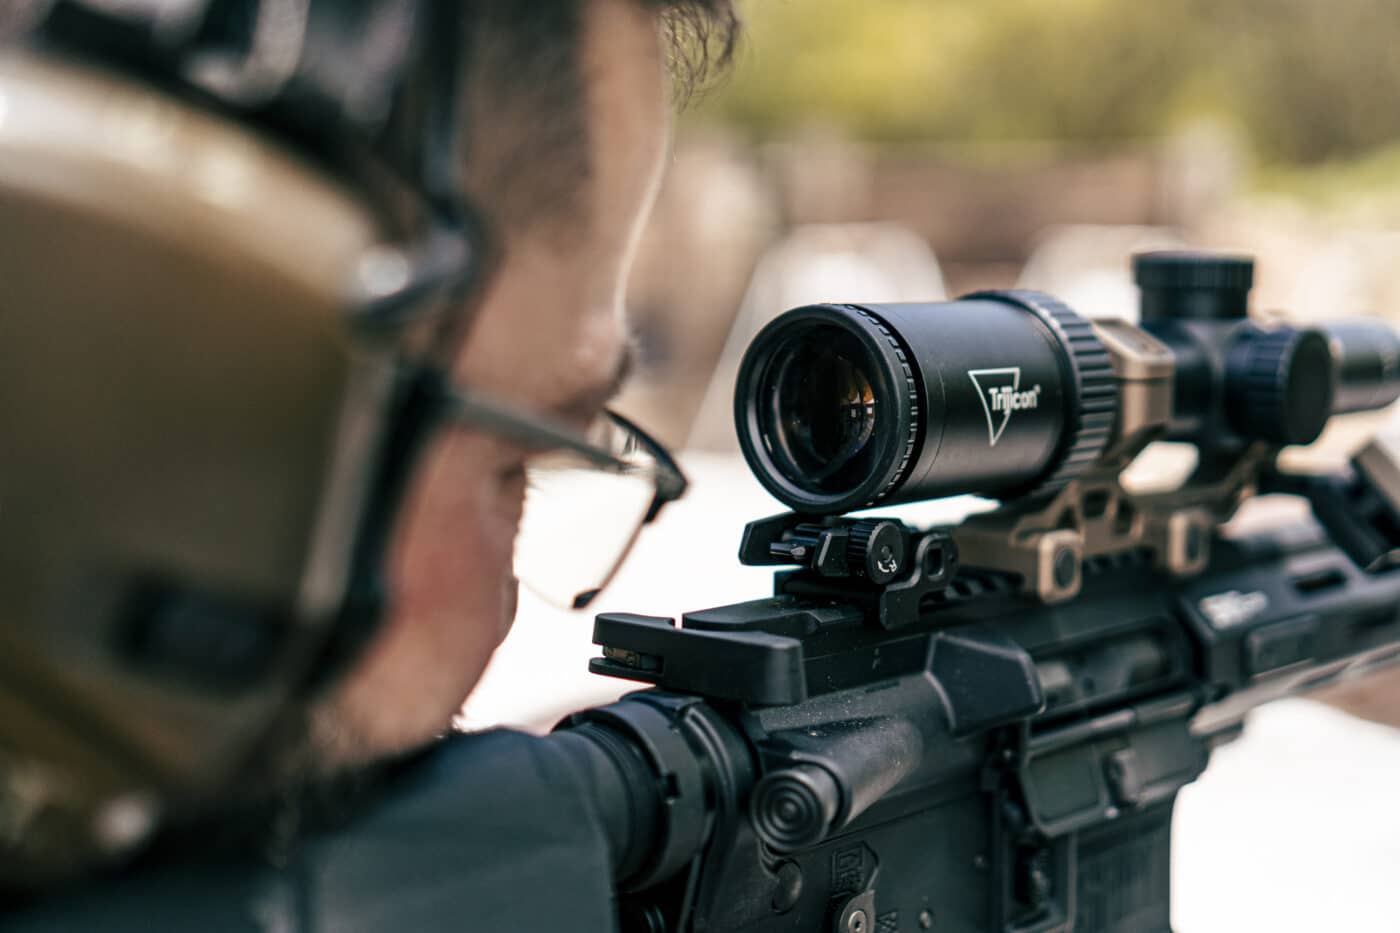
[0,49,392,884]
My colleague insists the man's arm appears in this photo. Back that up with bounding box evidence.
[6,731,621,933]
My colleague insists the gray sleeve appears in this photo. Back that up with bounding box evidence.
[304,729,619,933]
[3,730,619,933]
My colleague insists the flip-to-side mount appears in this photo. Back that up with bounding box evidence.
[592,516,1041,720]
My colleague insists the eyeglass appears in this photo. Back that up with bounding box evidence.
[444,387,688,609]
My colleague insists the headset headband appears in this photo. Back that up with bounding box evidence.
[28,0,484,337]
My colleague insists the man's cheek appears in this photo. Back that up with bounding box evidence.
[389,438,499,612]
[498,573,520,642]
[492,466,529,536]
[462,467,520,580]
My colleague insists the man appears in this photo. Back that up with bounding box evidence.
[316,0,734,775]
[2,0,736,929]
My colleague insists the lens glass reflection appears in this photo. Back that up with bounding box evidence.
[764,327,881,495]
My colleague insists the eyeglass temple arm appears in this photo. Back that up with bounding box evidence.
[603,409,689,505]
[442,387,625,471]
[443,385,689,506]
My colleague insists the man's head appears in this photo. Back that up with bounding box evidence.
[311,0,738,767]
[0,0,733,883]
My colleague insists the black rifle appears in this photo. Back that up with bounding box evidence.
[548,252,1400,933]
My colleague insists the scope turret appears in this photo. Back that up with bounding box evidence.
[1134,251,1254,320]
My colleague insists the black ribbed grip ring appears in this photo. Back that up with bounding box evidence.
[964,290,1119,499]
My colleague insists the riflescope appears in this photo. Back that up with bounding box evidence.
[735,252,1400,514]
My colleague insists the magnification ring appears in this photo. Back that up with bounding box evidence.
[840,305,921,507]
[966,290,1118,499]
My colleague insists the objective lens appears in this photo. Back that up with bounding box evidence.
[766,327,881,495]
[737,305,918,513]
[736,296,1115,514]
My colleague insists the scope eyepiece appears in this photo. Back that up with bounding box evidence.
[1327,321,1400,415]
[735,293,1117,515]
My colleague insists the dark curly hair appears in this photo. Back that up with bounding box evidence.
[651,0,742,98]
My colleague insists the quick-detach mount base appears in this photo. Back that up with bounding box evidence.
[590,513,967,704]
[590,514,1042,725]
[589,513,960,706]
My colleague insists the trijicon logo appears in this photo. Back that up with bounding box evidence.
[968,367,1041,446]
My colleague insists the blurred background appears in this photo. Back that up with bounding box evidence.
[616,0,1400,452]
[466,3,1400,930]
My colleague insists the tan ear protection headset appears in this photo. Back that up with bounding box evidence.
[0,0,487,887]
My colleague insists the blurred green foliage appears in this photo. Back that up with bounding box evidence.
[693,0,1400,165]
[1258,141,1400,212]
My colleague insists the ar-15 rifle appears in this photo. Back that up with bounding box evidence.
[547,251,1400,933]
